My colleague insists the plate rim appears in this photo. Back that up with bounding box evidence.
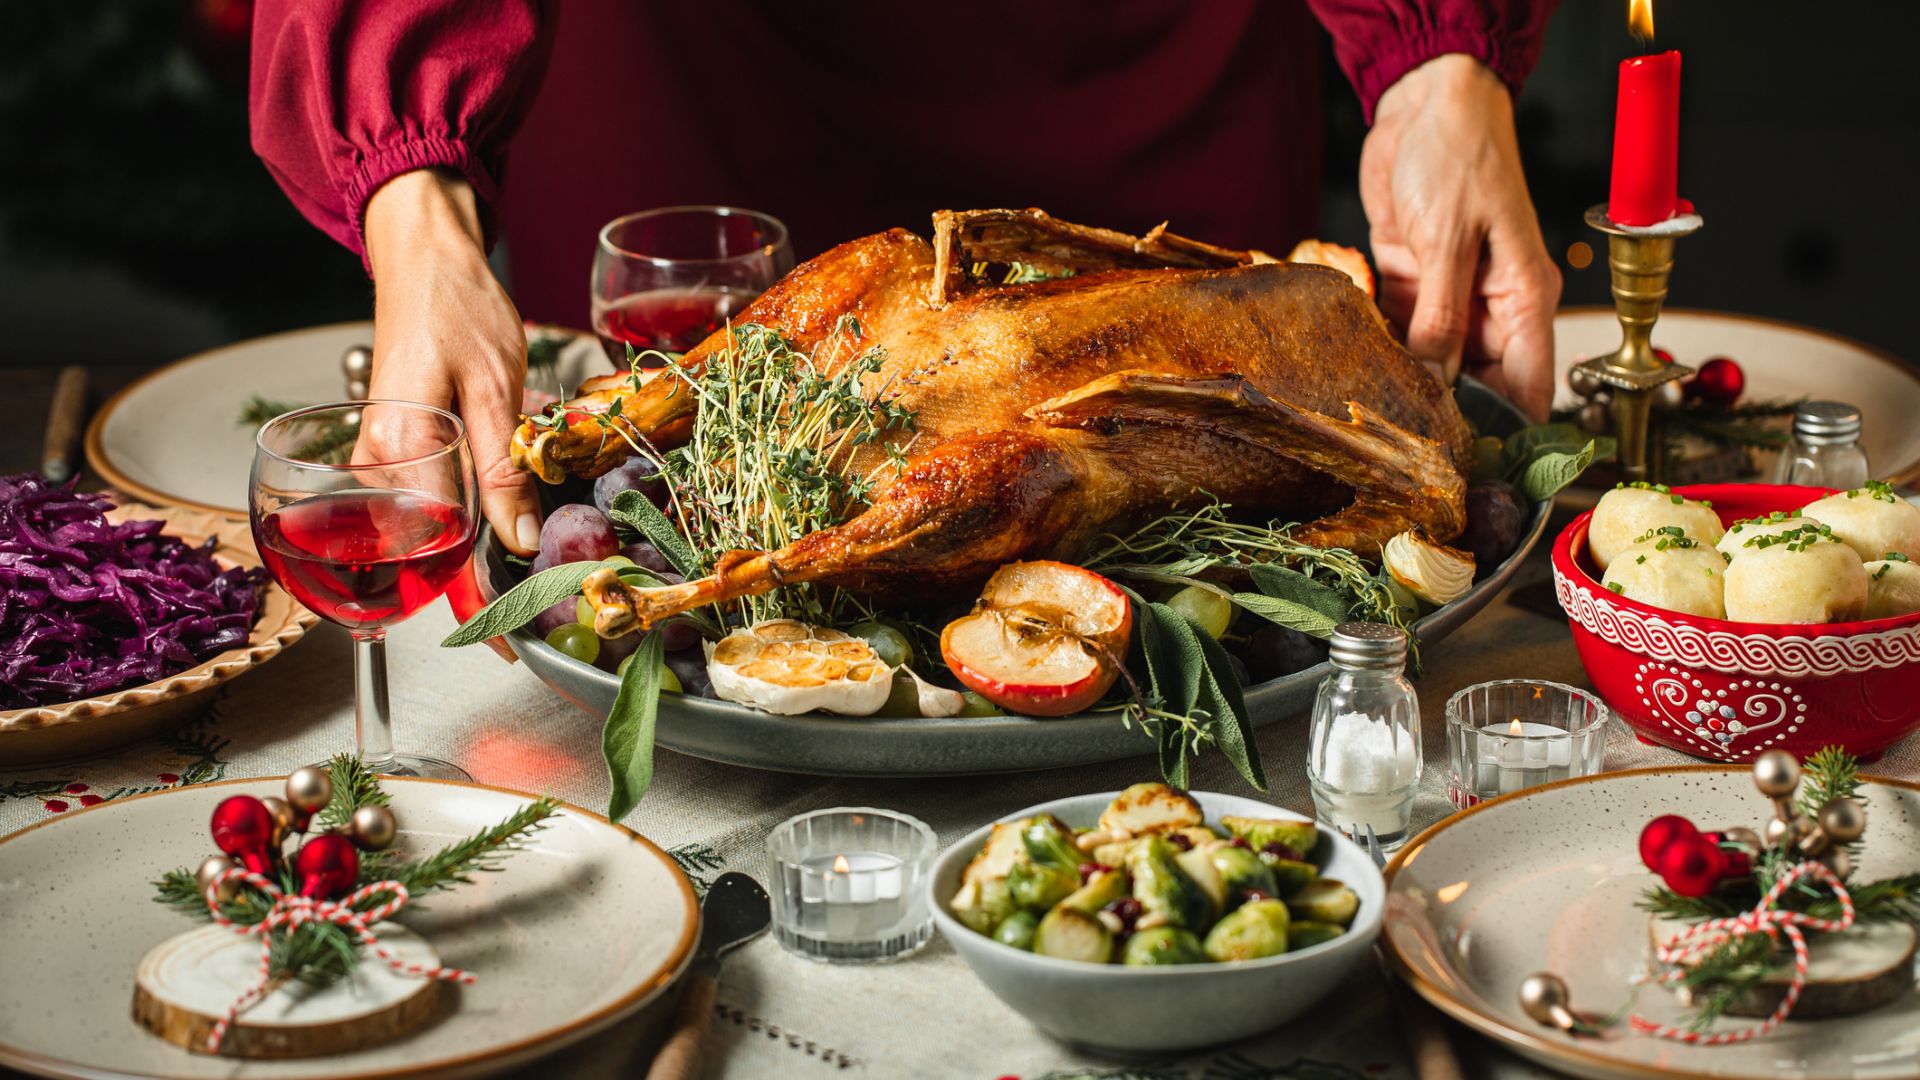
[0,774,702,1080]
[1377,762,1920,1080]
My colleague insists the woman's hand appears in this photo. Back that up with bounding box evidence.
[363,170,541,556]
[1361,54,1561,421]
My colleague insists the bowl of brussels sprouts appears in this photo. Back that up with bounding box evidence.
[928,783,1384,1052]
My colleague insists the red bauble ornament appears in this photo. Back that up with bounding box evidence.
[1638,814,1698,870]
[1656,835,1725,898]
[1653,347,1675,366]
[1687,357,1745,406]
[294,832,360,900]
[211,795,277,875]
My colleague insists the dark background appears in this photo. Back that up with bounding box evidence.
[0,1,1913,371]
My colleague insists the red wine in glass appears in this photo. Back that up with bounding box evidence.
[256,489,474,630]
[593,286,756,364]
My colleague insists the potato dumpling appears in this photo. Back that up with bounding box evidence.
[1717,511,1819,561]
[1600,530,1727,619]
[1722,527,1867,623]
[1589,484,1725,571]
[1802,483,1920,563]
[1864,557,1920,619]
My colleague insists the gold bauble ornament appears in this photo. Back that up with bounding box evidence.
[1820,798,1865,844]
[1766,815,1812,850]
[260,797,295,844]
[1722,826,1762,854]
[196,855,239,902]
[285,766,334,815]
[1651,379,1685,411]
[1823,847,1854,880]
[1568,365,1603,400]
[1577,400,1611,435]
[1518,972,1578,1031]
[349,804,398,851]
[1753,751,1800,797]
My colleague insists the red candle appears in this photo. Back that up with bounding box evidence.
[1609,49,1682,226]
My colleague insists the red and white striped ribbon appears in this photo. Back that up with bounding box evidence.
[200,867,475,1053]
[1628,860,1853,1046]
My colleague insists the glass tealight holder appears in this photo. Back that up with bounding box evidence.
[767,807,936,964]
[1445,679,1609,808]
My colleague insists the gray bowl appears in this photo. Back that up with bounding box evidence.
[481,378,1547,777]
[928,790,1384,1052]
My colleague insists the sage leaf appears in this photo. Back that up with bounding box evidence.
[1232,593,1338,638]
[1142,603,1206,717]
[608,489,699,578]
[1499,421,1590,476]
[603,629,665,821]
[1519,438,1610,503]
[441,560,615,648]
[1185,614,1267,791]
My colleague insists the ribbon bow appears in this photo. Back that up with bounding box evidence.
[200,867,475,1053]
[1629,860,1854,1046]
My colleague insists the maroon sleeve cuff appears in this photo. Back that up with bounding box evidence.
[1352,27,1527,124]
[342,137,501,268]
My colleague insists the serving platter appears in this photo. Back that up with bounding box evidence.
[1380,766,1920,1080]
[1555,307,1920,487]
[483,379,1550,777]
[0,776,699,1080]
[84,322,607,518]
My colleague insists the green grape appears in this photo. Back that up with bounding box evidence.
[848,620,913,668]
[575,596,596,625]
[877,675,921,717]
[1166,585,1232,639]
[545,624,600,665]
[959,691,1002,717]
[617,653,683,693]
[604,554,635,567]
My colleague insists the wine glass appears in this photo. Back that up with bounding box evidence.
[591,205,794,365]
[250,401,478,779]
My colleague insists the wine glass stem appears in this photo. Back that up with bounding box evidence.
[352,630,397,773]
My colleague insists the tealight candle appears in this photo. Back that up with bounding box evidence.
[768,808,935,963]
[1446,681,1608,808]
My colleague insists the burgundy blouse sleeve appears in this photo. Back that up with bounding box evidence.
[1304,0,1559,123]
[248,0,551,263]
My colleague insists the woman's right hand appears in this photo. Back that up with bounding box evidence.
[362,169,542,557]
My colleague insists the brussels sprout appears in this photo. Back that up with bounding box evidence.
[1219,816,1319,857]
[1208,844,1280,909]
[1008,859,1077,911]
[1173,825,1222,849]
[1059,868,1129,914]
[1285,879,1360,927]
[1121,926,1208,967]
[964,818,1037,884]
[1258,854,1320,897]
[1287,920,1346,950]
[1090,837,1141,868]
[951,877,1017,935]
[992,909,1039,950]
[1100,783,1205,838]
[1203,898,1291,962]
[1127,836,1215,933]
[1033,906,1114,964]
[1174,843,1228,914]
[1021,817,1083,872]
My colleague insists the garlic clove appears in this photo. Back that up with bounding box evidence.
[901,666,967,717]
[1383,530,1476,607]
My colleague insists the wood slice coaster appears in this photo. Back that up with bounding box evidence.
[1651,915,1917,1019]
[132,922,445,1058]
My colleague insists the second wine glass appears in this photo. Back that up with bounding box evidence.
[591,205,793,365]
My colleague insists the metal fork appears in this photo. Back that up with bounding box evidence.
[1350,822,1387,869]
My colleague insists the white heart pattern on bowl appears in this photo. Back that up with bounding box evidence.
[1634,661,1806,761]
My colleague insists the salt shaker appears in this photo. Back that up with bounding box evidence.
[1774,401,1868,490]
[1306,622,1421,852]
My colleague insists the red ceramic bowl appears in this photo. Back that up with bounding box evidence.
[1551,483,1920,762]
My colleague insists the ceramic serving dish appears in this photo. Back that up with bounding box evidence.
[1551,482,1920,762]
[482,378,1550,777]
[926,790,1384,1053]
[1381,766,1920,1080]
[0,776,700,1080]
[0,503,316,766]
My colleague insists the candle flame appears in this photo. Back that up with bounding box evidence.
[1628,0,1654,43]
[1510,718,1526,736]
[832,854,850,873]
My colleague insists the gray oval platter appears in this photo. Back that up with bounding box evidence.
[481,379,1548,778]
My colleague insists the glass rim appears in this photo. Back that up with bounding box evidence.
[254,399,468,471]
[1442,678,1611,739]
[597,205,790,267]
[765,806,937,862]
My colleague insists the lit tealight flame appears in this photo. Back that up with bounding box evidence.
[1628,0,1654,43]
[832,854,851,873]
[1510,718,1526,736]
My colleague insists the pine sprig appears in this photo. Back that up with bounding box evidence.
[382,797,560,898]
[1636,886,1744,922]
[311,753,389,831]
[1674,933,1780,1032]
[1798,745,1863,822]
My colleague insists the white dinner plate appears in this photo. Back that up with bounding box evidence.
[84,323,608,518]
[0,777,698,1079]
[1381,765,1920,1080]
[1556,307,1920,487]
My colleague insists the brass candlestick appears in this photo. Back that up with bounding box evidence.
[1572,204,1703,482]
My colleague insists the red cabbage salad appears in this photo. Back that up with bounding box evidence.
[0,475,266,709]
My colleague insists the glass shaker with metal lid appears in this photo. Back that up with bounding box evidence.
[1774,400,1868,490]
[1306,621,1421,852]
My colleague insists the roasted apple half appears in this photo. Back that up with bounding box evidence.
[940,561,1134,717]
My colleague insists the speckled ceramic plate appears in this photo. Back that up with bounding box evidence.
[1381,766,1920,1080]
[85,323,607,518]
[0,777,699,1080]
[1556,308,1920,488]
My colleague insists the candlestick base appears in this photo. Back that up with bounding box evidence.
[1580,203,1705,482]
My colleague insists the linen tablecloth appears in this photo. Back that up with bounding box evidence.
[8,535,1918,1080]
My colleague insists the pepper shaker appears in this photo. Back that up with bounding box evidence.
[1306,622,1421,852]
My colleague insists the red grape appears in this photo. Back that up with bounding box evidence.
[1460,481,1526,573]
[620,540,675,574]
[531,599,576,638]
[659,618,702,652]
[539,504,618,565]
[664,651,713,697]
[592,458,666,514]
[594,628,644,673]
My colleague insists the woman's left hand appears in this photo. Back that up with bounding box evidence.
[1361,54,1562,421]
